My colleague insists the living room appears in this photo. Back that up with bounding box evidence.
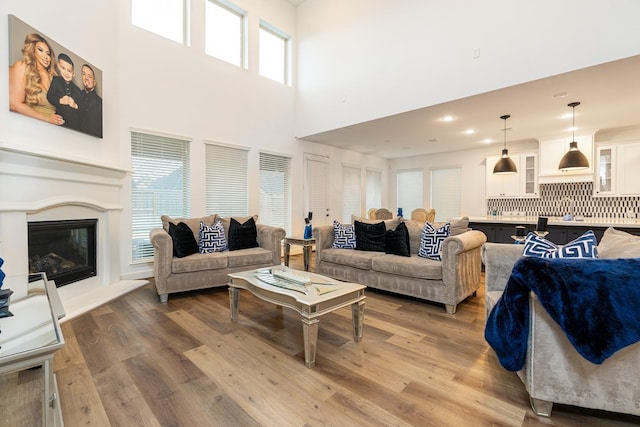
[1,0,640,424]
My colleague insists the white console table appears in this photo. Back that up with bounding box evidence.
[0,273,65,426]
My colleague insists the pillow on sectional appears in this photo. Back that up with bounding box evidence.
[354,220,387,252]
[523,230,598,259]
[332,220,356,249]
[418,222,450,260]
[228,217,259,251]
[199,220,227,253]
[597,227,640,258]
[385,221,410,257]
[162,214,218,242]
[168,221,199,258]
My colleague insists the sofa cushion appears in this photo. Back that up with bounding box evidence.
[220,215,259,240]
[598,227,640,259]
[403,219,426,255]
[351,215,401,230]
[385,221,410,257]
[354,220,386,252]
[171,251,228,273]
[418,222,450,260]
[168,222,200,258]
[332,220,356,249]
[523,230,598,259]
[227,247,273,267]
[228,217,259,251]
[371,254,443,280]
[162,214,218,242]
[321,248,384,270]
[199,220,227,253]
[434,216,469,236]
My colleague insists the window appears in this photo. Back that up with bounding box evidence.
[342,165,361,222]
[205,143,248,217]
[259,152,291,234]
[131,131,190,261]
[259,21,289,84]
[206,0,247,67]
[397,169,423,215]
[366,169,382,213]
[431,167,461,222]
[131,0,188,45]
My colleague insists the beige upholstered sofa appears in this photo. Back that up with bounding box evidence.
[482,241,640,417]
[313,218,486,313]
[150,214,285,302]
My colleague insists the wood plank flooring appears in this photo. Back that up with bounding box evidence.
[45,255,640,426]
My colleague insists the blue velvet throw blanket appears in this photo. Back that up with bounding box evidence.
[485,256,640,371]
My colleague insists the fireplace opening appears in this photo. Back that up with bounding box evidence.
[28,219,97,287]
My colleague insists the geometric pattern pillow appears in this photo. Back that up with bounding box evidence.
[418,222,450,260]
[332,220,356,249]
[199,220,227,253]
[523,230,598,259]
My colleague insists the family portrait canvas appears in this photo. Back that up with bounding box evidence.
[8,14,103,138]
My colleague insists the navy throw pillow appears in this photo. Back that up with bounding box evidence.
[385,221,410,257]
[228,217,259,251]
[354,220,386,252]
[168,221,199,258]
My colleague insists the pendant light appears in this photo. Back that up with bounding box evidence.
[493,114,518,174]
[558,101,589,171]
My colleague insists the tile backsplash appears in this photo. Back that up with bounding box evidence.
[487,182,639,219]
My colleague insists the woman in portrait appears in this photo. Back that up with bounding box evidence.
[9,33,64,125]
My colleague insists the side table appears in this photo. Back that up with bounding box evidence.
[283,236,315,271]
[0,273,65,426]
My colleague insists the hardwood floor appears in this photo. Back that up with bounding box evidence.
[47,255,640,426]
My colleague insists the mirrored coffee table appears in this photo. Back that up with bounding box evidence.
[228,267,366,368]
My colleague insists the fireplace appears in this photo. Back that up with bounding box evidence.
[28,219,98,287]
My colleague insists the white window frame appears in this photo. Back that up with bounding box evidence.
[204,142,249,217]
[396,169,424,216]
[131,0,190,45]
[259,151,292,234]
[259,20,290,85]
[205,0,248,68]
[131,130,191,262]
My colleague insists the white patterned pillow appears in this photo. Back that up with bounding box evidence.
[523,231,598,259]
[418,222,450,260]
[332,220,356,249]
[199,220,227,253]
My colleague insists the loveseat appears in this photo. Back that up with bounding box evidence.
[482,228,640,417]
[313,217,487,313]
[150,214,285,302]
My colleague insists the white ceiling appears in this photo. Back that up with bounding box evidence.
[301,54,640,159]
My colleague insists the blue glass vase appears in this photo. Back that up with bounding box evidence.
[0,257,5,288]
[304,224,313,239]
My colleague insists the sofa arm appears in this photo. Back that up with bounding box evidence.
[256,224,286,265]
[440,230,487,300]
[312,225,334,269]
[481,242,524,293]
[150,227,173,296]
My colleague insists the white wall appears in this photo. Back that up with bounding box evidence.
[295,0,640,137]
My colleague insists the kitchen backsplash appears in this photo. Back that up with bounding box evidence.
[487,182,639,219]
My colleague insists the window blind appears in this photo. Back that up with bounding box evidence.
[259,152,291,234]
[205,143,248,217]
[366,169,382,212]
[131,131,190,261]
[342,165,362,222]
[431,167,461,221]
[397,169,424,215]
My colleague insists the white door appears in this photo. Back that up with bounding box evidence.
[304,153,331,226]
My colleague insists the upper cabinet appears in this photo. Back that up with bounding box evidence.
[595,140,640,196]
[538,135,594,183]
[486,153,538,198]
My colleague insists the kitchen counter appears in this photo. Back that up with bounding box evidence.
[468,216,640,228]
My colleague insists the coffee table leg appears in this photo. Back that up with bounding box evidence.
[229,287,239,322]
[303,245,311,271]
[351,300,365,342]
[301,318,319,368]
[284,242,291,267]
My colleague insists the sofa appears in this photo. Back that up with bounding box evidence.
[482,228,640,417]
[150,214,286,302]
[313,217,487,313]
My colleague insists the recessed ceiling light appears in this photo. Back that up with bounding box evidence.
[465,129,475,135]
[553,91,568,98]
[482,138,493,144]
[440,115,455,122]
[561,113,573,119]
[427,138,439,143]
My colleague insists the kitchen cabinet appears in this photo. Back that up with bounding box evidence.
[538,136,594,183]
[486,153,538,198]
[595,140,640,196]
